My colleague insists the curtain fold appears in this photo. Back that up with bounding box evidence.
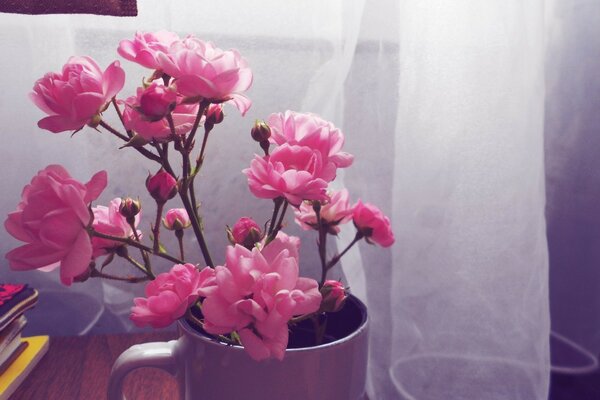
[388,1,549,399]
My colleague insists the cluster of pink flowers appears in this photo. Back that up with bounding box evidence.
[30,30,251,139]
[5,30,395,362]
[244,111,354,206]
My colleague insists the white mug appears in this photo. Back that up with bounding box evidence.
[108,295,369,400]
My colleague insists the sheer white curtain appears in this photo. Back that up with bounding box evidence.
[3,0,590,398]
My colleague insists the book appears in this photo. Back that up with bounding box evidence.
[0,342,28,376]
[0,284,38,331]
[0,336,49,400]
[0,333,26,372]
[0,316,26,355]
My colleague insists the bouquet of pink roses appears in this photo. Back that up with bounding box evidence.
[4,30,394,361]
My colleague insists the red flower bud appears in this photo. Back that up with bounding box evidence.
[319,280,347,313]
[146,169,178,203]
[227,217,262,249]
[119,197,141,220]
[137,83,177,122]
[251,120,271,142]
[205,104,224,127]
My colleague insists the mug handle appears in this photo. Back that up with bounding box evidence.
[107,340,179,400]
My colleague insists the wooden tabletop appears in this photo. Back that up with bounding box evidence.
[11,331,179,400]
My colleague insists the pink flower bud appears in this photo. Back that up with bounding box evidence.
[146,169,178,203]
[319,280,347,312]
[119,197,141,220]
[251,120,271,142]
[137,83,177,122]
[228,217,262,249]
[352,200,395,247]
[205,104,224,127]
[163,208,191,231]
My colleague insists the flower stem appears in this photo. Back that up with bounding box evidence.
[89,229,184,264]
[118,252,154,279]
[98,120,162,163]
[111,98,132,138]
[185,100,210,149]
[176,229,185,261]
[153,202,165,253]
[180,191,214,267]
[127,220,152,276]
[267,197,284,236]
[90,267,150,283]
[320,232,364,286]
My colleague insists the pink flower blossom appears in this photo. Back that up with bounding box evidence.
[243,144,329,206]
[4,165,107,286]
[121,87,200,141]
[294,189,355,234]
[319,280,346,312]
[30,56,125,133]
[118,30,180,70]
[352,200,395,247]
[157,37,253,115]
[202,233,321,361]
[137,83,177,121]
[131,264,216,329]
[146,169,178,203]
[229,217,261,249]
[91,198,141,258]
[163,208,191,231]
[267,111,353,181]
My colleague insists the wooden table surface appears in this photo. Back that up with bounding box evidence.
[11,331,179,400]
[9,330,599,399]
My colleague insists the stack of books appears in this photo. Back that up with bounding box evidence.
[0,284,49,400]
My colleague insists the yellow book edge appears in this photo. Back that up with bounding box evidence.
[0,336,49,400]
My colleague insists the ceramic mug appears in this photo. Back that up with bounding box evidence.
[108,295,369,400]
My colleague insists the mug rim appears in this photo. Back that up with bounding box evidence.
[177,293,369,354]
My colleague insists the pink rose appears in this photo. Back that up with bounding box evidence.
[118,30,180,70]
[4,165,107,285]
[121,87,200,141]
[267,111,353,181]
[30,56,125,133]
[91,198,141,258]
[294,189,355,234]
[131,264,217,329]
[157,37,253,115]
[163,208,191,231]
[243,144,329,206]
[146,169,178,203]
[137,83,177,121]
[228,217,262,249]
[319,280,347,312]
[202,233,321,361]
[352,200,395,247]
